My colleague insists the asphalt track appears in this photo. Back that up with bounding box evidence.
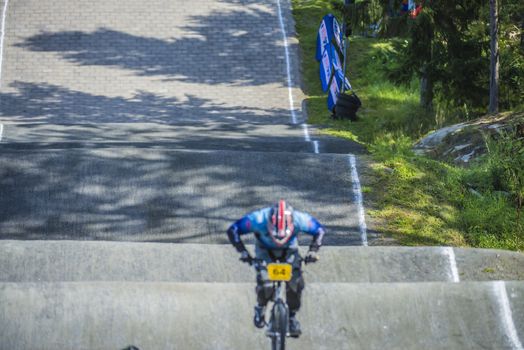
[0,0,366,245]
[0,147,366,244]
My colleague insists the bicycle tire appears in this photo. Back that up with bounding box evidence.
[271,301,288,350]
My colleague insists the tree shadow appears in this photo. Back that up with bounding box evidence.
[0,0,362,246]
[15,4,295,86]
[0,81,291,125]
[0,82,362,245]
[0,145,362,246]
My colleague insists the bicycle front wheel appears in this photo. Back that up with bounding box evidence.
[270,301,288,350]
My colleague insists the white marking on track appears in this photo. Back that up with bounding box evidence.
[276,1,320,152]
[301,123,311,141]
[493,281,524,350]
[302,123,320,153]
[442,247,460,282]
[0,123,3,142]
[0,0,9,88]
[276,0,297,125]
[349,154,368,246]
[313,140,319,154]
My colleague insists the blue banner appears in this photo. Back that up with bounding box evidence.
[316,14,351,111]
[316,14,343,63]
[316,15,344,92]
[328,68,352,111]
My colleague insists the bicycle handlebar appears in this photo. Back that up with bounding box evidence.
[246,254,318,269]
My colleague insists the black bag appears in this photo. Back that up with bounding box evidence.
[333,92,361,121]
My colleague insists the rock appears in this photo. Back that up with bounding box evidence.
[414,112,524,166]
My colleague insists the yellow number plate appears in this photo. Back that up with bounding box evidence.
[267,263,292,282]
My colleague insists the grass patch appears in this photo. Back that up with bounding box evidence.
[292,0,524,251]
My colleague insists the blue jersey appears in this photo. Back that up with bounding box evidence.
[229,207,324,250]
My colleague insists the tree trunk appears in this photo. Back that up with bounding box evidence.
[387,0,395,17]
[489,0,499,114]
[420,65,433,111]
[521,19,524,52]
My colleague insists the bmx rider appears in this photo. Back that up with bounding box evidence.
[227,200,326,337]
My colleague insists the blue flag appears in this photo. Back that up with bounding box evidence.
[316,14,351,111]
[328,69,352,111]
[316,14,343,63]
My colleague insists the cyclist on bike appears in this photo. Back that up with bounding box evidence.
[227,199,326,338]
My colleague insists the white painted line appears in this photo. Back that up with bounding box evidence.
[301,123,311,141]
[493,281,524,350]
[0,123,3,142]
[349,154,368,246]
[275,2,318,150]
[302,123,320,154]
[276,0,297,125]
[313,140,319,154]
[0,0,9,88]
[442,247,460,282]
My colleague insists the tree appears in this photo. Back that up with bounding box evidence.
[489,0,499,114]
[389,0,489,115]
[377,0,523,115]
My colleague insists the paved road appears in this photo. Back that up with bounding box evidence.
[0,0,367,244]
[0,148,366,244]
[1,0,303,124]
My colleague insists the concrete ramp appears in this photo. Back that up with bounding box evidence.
[1,241,523,349]
[1,281,523,350]
[1,241,524,283]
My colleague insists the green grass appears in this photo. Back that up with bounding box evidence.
[292,0,524,251]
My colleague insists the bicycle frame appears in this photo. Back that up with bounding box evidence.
[252,260,291,350]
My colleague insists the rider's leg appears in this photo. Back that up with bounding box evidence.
[255,243,274,307]
[256,272,274,307]
[286,249,304,337]
[253,243,274,328]
[285,249,304,313]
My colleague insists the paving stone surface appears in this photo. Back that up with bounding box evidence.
[0,0,305,126]
[0,0,367,244]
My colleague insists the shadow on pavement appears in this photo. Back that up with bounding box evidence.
[15,5,296,87]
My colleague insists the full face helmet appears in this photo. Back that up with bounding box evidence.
[268,200,295,246]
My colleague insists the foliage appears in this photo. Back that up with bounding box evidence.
[292,0,523,250]
[370,152,466,247]
[460,193,523,250]
[383,0,524,116]
[331,0,383,36]
[371,143,523,250]
[485,130,524,213]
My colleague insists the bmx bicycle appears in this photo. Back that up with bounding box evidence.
[248,255,316,350]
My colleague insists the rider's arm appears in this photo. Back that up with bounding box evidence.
[227,214,257,253]
[227,221,247,253]
[309,226,325,252]
[293,211,326,252]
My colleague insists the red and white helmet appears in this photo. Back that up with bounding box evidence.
[268,200,294,246]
